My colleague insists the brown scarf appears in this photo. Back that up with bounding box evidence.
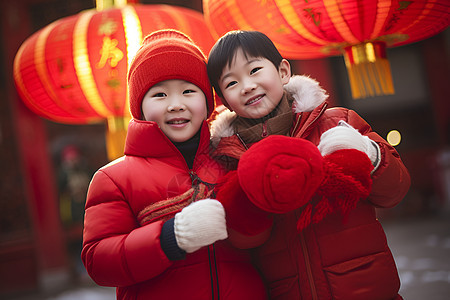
[233,93,294,147]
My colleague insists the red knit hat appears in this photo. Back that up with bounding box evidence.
[127,29,215,120]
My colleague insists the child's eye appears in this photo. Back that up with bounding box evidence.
[225,81,237,89]
[152,92,166,98]
[250,67,262,75]
[183,89,196,94]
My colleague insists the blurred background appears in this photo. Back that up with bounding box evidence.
[0,0,449,299]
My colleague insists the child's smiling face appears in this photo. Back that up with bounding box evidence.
[142,79,207,142]
[218,48,290,119]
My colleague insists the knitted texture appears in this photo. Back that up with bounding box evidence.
[297,149,374,231]
[232,135,373,232]
[238,135,325,213]
[215,170,273,235]
[318,120,378,164]
[174,199,228,253]
[137,183,211,226]
[127,29,214,120]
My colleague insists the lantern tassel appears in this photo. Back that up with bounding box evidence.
[343,42,394,99]
[106,116,130,161]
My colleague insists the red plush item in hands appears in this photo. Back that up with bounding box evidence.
[238,135,325,214]
[215,171,273,236]
[297,149,374,231]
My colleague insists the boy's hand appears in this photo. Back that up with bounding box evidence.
[318,120,379,166]
[174,199,228,253]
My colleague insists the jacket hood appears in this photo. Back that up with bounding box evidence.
[210,75,328,146]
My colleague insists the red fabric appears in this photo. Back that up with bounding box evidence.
[238,135,325,213]
[82,119,267,300]
[214,104,410,300]
[216,171,273,236]
[128,29,214,120]
[229,136,373,232]
[297,149,374,231]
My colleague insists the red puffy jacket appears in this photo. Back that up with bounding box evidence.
[210,75,411,300]
[82,119,267,300]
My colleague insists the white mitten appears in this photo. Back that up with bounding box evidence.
[318,120,380,167]
[174,199,228,253]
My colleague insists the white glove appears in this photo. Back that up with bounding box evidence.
[318,120,380,167]
[174,199,228,253]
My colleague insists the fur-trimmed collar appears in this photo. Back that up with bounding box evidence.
[210,75,328,146]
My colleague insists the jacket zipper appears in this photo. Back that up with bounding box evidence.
[292,103,328,138]
[291,113,302,136]
[300,231,318,300]
[208,244,220,299]
[235,133,249,150]
[261,121,268,137]
[292,105,327,298]
[296,104,326,299]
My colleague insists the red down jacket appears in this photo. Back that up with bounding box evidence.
[210,75,411,300]
[82,119,267,300]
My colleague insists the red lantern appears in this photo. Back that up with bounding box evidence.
[203,0,449,98]
[13,3,215,160]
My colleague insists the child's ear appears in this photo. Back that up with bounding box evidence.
[279,59,291,85]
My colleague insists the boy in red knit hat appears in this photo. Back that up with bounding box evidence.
[207,30,411,300]
[82,29,267,300]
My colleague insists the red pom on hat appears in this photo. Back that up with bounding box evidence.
[127,29,215,120]
[238,135,325,214]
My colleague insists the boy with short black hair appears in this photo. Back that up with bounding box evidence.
[208,30,410,300]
